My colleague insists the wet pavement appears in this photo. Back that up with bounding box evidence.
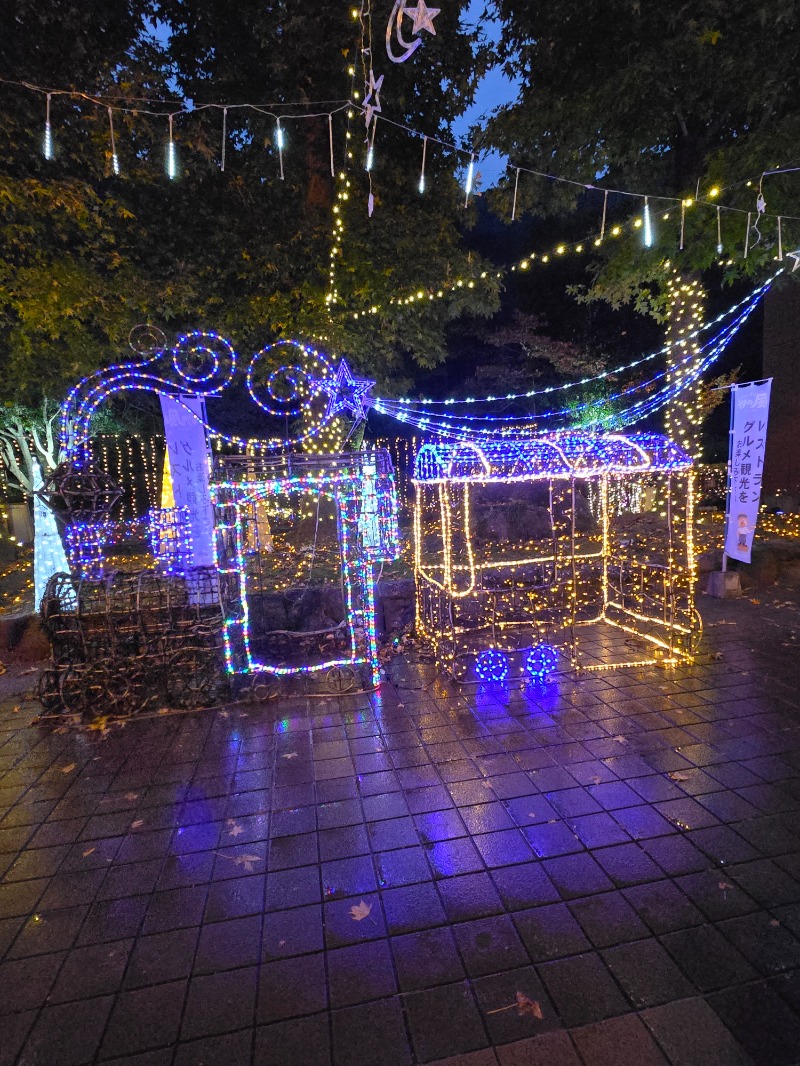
[1,588,800,1066]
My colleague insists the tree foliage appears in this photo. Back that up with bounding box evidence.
[480,0,800,310]
[0,1,500,411]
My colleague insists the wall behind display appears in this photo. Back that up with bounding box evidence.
[762,286,800,498]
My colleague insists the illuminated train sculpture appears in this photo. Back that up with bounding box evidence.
[37,329,399,710]
[411,433,700,682]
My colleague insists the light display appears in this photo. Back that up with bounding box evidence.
[212,449,398,691]
[64,522,108,581]
[32,462,69,608]
[476,649,509,682]
[376,273,775,441]
[41,329,399,707]
[148,507,193,575]
[664,271,706,459]
[526,642,558,681]
[412,431,700,682]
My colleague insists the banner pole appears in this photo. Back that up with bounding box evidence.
[722,384,736,573]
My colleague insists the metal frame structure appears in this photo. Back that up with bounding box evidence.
[212,449,399,694]
[412,432,700,682]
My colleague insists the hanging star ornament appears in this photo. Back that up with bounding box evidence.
[786,249,800,271]
[315,359,375,420]
[363,70,384,129]
[405,0,440,34]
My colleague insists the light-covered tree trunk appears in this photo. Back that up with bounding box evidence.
[663,273,707,459]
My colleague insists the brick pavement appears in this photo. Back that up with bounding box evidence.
[1,588,799,1065]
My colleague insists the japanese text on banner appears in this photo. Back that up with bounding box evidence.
[724,380,772,565]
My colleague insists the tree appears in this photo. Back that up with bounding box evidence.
[477,1,800,451]
[0,1,501,417]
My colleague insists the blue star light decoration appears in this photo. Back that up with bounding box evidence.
[315,359,376,421]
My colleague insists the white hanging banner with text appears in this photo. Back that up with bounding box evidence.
[159,394,216,568]
[724,379,772,565]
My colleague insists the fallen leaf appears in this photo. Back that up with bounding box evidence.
[219,710,229,718]
[487,991,543,1019]
[12,706,20,714]
[515,992,543,1019]
[612,735,626,744]
[350,899,372,921]
[233,853,261,872]
[669,772,690,782]
[124,793,139,803]
[88,716,109,733]
[61,763,76,774]
[281,752,299,760]
[82,847,96,858]
[770,918,780,927]
[227,821,244,838]
[130,819,144,830]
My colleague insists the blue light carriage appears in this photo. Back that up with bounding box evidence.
[411,432,700,682]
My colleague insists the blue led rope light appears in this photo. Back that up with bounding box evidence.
[376,283,764,429]
[376,275,773,441]
[62,332,343,461]
[386,273,779,411]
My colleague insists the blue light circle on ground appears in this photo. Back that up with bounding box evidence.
[526,643,559,681]
[476,650,509,682]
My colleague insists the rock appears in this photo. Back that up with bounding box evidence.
[706,571,742,598]
[0,613,51,662]
[697,548,724,574]
[378,579,415,635]
[474,509,510,544]
[508,504,553,541]
[319,587,345,624]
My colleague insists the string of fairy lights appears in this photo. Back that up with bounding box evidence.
[5,70,800,328]
[374,272,776,443]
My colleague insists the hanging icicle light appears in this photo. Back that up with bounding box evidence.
[167,114,177,180]
[276,119,285,180]
[419,135,427,194]
[108,107,119,176]
[43,93,53,160]
[366,142,374,171]
[464,153,475,207]
[643,196,653,248]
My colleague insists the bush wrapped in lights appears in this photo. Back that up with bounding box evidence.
[412,432,699,682]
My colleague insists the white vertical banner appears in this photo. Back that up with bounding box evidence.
[724,379,772,565]
[159,394,216,567]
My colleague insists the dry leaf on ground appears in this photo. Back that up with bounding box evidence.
[487,992,543,1019]
[233,853,261,871]
[350,899,372,921]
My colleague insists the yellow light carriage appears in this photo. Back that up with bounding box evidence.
[411,432,700,683]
